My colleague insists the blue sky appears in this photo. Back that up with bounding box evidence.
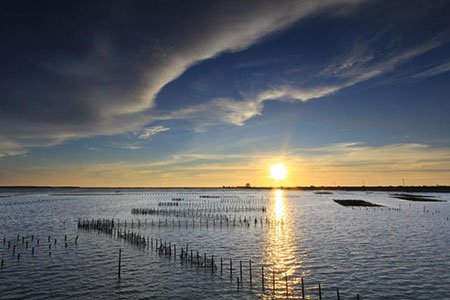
[1,0,450,186]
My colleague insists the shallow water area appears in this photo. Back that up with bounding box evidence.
[0,188,449,299]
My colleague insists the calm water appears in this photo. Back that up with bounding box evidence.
[1,189,449,299]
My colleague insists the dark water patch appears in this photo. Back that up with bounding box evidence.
[390,194,446,202]
[333,200,384,207]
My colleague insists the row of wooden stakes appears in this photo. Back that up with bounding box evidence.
[77,218,361,299]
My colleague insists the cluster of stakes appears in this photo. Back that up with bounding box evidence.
[130,211,284,227]
[77,217,362,299]
[0,197,73,207]
[1,233,79,268]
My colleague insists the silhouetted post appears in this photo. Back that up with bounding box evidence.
[32,247,35,255]
[230,259,233,280]
[220,257,223,274]
[356,293,360,300]
[262,266,265,292]
[273,270,275,293]
[118,249,122,279]
[17,253,20,261]
[337,287,340,300]
[285,273,288,297]
[1,259,3,268]
[319,283,322,300]
[301,277,305,300]
[249,260,252,285]
[240,260,243,283]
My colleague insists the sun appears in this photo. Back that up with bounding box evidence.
[270,164,287,181]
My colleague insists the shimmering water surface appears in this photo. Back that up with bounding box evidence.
[1,189,449,299]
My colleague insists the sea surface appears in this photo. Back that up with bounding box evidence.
[0,188,449,299]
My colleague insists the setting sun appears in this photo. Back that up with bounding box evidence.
[270,164,287,181]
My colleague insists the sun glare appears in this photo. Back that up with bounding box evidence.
[270,164,287,181]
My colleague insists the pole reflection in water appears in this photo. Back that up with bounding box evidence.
[263,189,302,299]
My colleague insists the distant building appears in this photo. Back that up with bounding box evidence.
[246,183,251,188]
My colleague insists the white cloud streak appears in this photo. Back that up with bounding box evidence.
[413,61,450,78]
[138,125,170,139]
[0,0,364,158]
[169,35,448,130]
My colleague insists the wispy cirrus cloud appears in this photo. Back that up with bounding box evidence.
[413,61,450,78]
[0,0,363,158]
[171,33,449,130]
[138,125,170,139]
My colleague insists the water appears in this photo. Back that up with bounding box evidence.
[1,188,449,299]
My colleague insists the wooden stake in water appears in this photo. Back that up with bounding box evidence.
[249,260,252,285]
[262,266,265,292]
[337,287,340,300]
[118,249,122,279]
[240,260,243,283]
[272,270,275,294]
[301,277,305,300]
[285,273,288,297]
[319,282,322,300]
[230,259,233,280]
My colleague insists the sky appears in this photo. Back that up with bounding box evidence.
[1,0,450,187]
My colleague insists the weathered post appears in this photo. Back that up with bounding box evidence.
[301,277,305,300]
[249,260,252,285]
[118,249,122,279]
[262,266,265,292]
[240,260,243,283]
[272,270,275,294]
[319,283,322,300]
[337,287,340,300]
[230,258,233,280]
[285,273,288,297]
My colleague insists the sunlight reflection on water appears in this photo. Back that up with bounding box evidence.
[263,189,302,298]
[0,189,450,299]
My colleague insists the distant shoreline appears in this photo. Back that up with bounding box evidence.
[1,185,450,193]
